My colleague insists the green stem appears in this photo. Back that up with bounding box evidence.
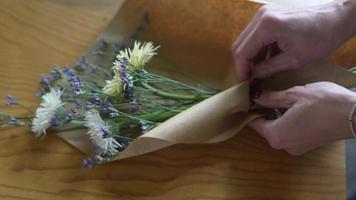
[16,103,34,113]
[134,70,216,95]
[53,120,86,131]
[141,82,211,101]
[138,110,180,122]
[14,114,35,120]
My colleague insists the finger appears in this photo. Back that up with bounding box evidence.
[234,20,274,81]
[235,59,252,81]
[251,117,309,155]
[253,45,269,65]
[253,88,299,108]
[249,117,282,149]
[251,52,300,79]
[231,6,267,52]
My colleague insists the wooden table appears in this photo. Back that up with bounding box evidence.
[0,1,355,199]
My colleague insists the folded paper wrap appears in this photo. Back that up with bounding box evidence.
[56,0,356,160]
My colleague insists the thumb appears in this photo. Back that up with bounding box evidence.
[249,117,282,150]
[251,52,300,79]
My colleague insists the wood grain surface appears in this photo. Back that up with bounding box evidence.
[0,0,355,199]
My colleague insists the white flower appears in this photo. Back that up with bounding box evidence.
[116,41,159,70]
[102,75,123,96]
[84,109,120,155]
[31,88,64,136]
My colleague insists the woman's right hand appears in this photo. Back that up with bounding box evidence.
[250,81,356,155]
[232,0,356,81]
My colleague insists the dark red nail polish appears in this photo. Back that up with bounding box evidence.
[252,89,262,99]
[250,78,262,100]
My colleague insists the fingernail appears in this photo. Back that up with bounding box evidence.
[250,78,262,99]
[253,89,262,99]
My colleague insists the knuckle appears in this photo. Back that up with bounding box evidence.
[231,41,239,53]
[257,6,268,16]
[269,140,282,150]
[233,48,243,59]
[266,133,283,150]
[260,12,282,27]
[286,86,304,96]
[286,149,305,156]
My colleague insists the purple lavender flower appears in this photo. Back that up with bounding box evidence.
[89,96,101,106]
[119,58,129,69]
[74,99,81,108]
[129,98,138,114]
[83,158,95,169]
[92,39,108,55]
[63,108,78,124]
[40,67,62,87]
[50,66,62,80]
[139,121,149,133]
[95,100,117,116]
[118,59,134,101]
[70,108,77,115]
[63,66,85,95]
[6,95,16,105]
[74,56,96,72]
[84,101,93,110]
[40,75,52,86]
[64,112,74,124]
[50,115,60,127]
[101,127,110,138]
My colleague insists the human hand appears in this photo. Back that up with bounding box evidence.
[250,82,356,155]
[232,0,356,81]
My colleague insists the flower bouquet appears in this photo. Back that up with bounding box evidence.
[2,38,226,167]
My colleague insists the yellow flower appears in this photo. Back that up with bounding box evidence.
[115,41,159,71]
[103,76,123,96]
